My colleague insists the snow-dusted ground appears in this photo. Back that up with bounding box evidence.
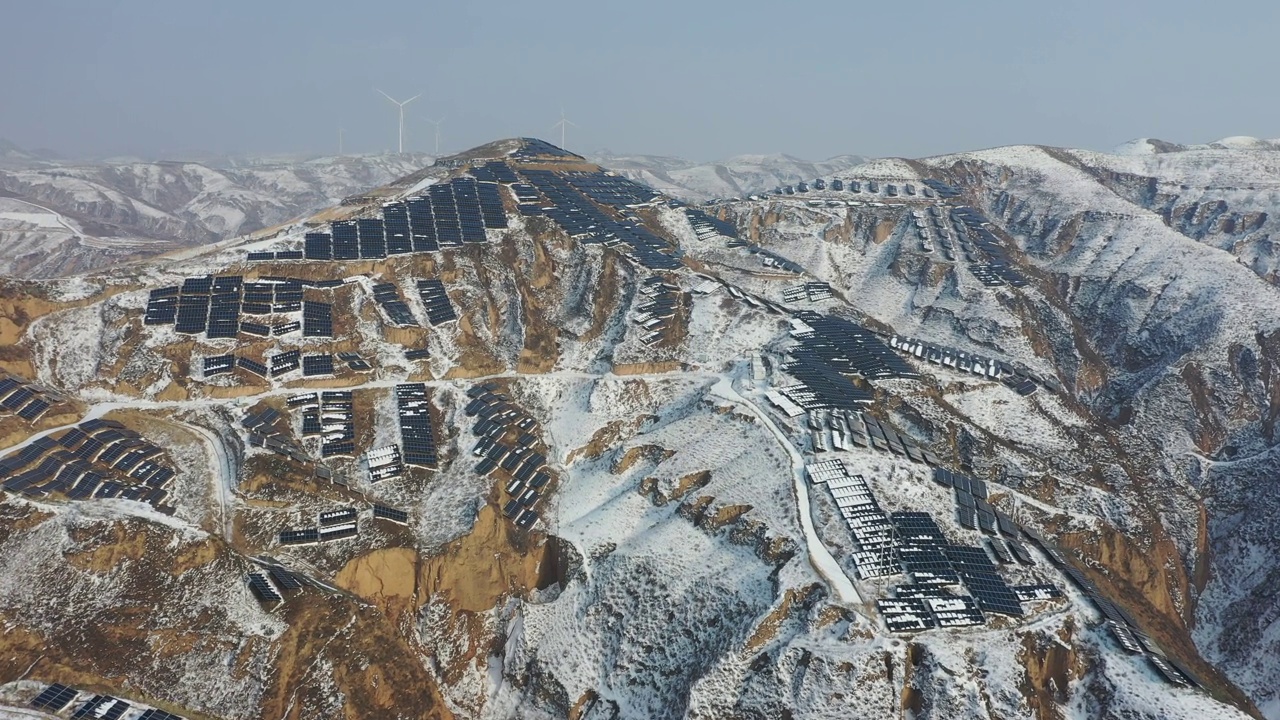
[2,136,1274,719]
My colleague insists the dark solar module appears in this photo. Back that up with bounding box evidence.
[304,232,333,260]
[286,392,318,407]
[373,504,410,524]
[302,301,333,338]
[513,137,583,159]
[276,250,303,260]
[72,696,131,720]
[203,354,235,376]
[248,572,282,602]
[790,312,921,381]
[685,208,739,239]
[2,387,34,410]
[977,510,997,534]
[247,251,274,261]
[319,507,357,526]
[397,383,438,467]
[17,398,50,421]
[270,350,301,376]
[417,279,458,325]
[279,527,319,544]
[357,217,387,259]
[331,221,360,260]
[266,565,303,592]
[319,522,358,541]
[240,321,270,337]
[404,347,431,360]
[31,683,78,712]
[987,538,1013,564]
[1006,539,1035,564]
[236,357,268,377]
[302,354,334,376]
[300,412,322,436]
[960,570,1024,617]
[320,440,355,458]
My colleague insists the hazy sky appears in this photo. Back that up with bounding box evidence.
[3,0,1276,162]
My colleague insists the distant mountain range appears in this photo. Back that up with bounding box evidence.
[0,138,432,277]
[588,151,868,201]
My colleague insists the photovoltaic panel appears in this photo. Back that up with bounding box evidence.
[31,683,77,712]
[373,504,410,523]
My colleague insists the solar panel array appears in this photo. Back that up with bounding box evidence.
[519,169,681,270]
[71,695,131,720]
[244,405,308,464]
[1020,526,1195,687]
[302,301,333,337]
[685,208,739,241]
[632,276,683,346]
[465,382,546,529]
[416,279,458,325]
[921,178,962,198]
[280,527,320,545]
[364,445,404,482]
[949,206,1028,287]
[788,312,921,383]
[806,460,899,579]
[0,372,61,423]
[808,460,1059,632]
[31,683,77,712]
[248,572,283,603]
[780,282,833,304]
[301,353,334,376]
[246,249,304,261]
[512,137,583,160]
[0,418,176,511]
[470,160,520,184]
[396,383,438,467]
[316,390,354,457]
[372,282,418,326]
[373,503,410,524]
[303,178,509,260]
[889,335,1036,391]
[148,276,310,337]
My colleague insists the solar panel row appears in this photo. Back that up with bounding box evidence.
[396,383,438,467]
[416,279,458,326]
[520,168,681,270]
[0,372,60,423]
[372,282,418,326]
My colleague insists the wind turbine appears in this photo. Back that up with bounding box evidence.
[375,88,421,154]
[551,108,578,149]
[338,125,344,155]
[423,116,445,155]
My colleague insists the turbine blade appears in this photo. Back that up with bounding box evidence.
[405,94,422,105]
[375,88,396,103]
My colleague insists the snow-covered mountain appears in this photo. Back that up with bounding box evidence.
[0,146,432,278]
[590,151,867,201]
[0,135,1278,719]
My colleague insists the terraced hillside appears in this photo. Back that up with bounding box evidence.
[0,137,1276,720]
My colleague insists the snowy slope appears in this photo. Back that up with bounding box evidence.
[0,152,432,277]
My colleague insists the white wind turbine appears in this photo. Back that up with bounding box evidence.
[423,116,445,155]
[551,108,578,149]
[375,88,421,153]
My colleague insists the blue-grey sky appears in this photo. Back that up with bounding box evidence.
[2,0,1276,162]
